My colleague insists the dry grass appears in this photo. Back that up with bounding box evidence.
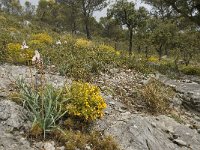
[140,78,175,114]
[51,129,120,150]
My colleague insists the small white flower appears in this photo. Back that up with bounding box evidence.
[32,50,42,64]
[21,40,29,49]
[56,40,62,45]
[64,40,67,44]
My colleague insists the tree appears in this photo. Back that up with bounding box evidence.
[176,31,199,66]
[0,0,22,15]
[80,0,107,39]
[59,0,81,34]
[0,0,12,12]
[24,1,35,18]
[150,19,177,60]
[36,0,50,22]
[99,17,124,49]
[108,0,148,54]
[10,0,22,15]
[143,0,200,26]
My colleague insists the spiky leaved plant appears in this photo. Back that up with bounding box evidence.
[17,78,67,138]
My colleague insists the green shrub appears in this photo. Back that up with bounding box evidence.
[180,65,200,76]
[148,55,159,63]
[31,33,53,45]
[64,82,107,122]
[6,43,34,64]
[75,38,92,49]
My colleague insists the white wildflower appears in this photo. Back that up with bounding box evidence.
[32,50,42,64]
[21,40,29,49]
[56,40,62,45]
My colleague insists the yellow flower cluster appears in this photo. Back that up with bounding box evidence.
[7,43,21,53]
[98,44,115,53]
[31,33,53,45]
[8,27,17,32]
[62,34,74,43]
[65,82,107,121]
[0,15,6,22]
[75,38,92,49]
[98,44,120,56]
[148,56,159,63]
[7,43,34,63]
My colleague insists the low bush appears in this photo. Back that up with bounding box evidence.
[64,82,107,122]
[180,65,200,76]
[140,78,175,114]
[6,43,34,64]
[31,33,53,45]
[148,56,159,63]
[75,38,92,49]
[51,129,120,150]
[98,44,115,53]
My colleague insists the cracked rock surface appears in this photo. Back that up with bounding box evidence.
[1,64,200,150]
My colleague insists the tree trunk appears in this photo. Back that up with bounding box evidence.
[114,40,117,50]
[137,45,141,53]
[72,22,77,35]
[158,44,163,61]
[145,46,148,58]
[81,0,91,39]
[164,46,169,56]
[85,17,91,39]
[128,28,133,55]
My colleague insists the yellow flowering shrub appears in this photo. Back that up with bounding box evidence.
[64,82,107,121]
[31,33,53,45]
[0,15,6,23]
[98,44,115,53]
[29,39,44,49]
[61,34,75,43]
[8,27,18,32]
[7,43,34,64]
[75,38,92,49]
[148,56,159,63]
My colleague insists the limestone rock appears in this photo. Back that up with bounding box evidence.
[158,75,200,112]
[43,141,55,150]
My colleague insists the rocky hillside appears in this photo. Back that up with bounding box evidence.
[0,64,200,150]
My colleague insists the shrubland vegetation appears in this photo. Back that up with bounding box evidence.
[0,0,200,149]
[0,0,199,78]
[10,74,118,149]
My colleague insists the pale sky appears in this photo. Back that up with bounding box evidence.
[20,0,151,21]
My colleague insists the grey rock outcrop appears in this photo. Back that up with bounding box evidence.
[158,75,200,112]
[0,100,35,150]
[97,106,200,150]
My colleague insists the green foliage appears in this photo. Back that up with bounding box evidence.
[31,33,53,45]
[45,37,122,80]
[109,0,148,53]
[148,56,159,63]
[143,0,200,26]
[17,79,67,138]
[180,65,200,76]
[140,78,175,114]
[170,113,184,124]
[64,82,107,122]
[74,38,92,49]
[6,43,34,64]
